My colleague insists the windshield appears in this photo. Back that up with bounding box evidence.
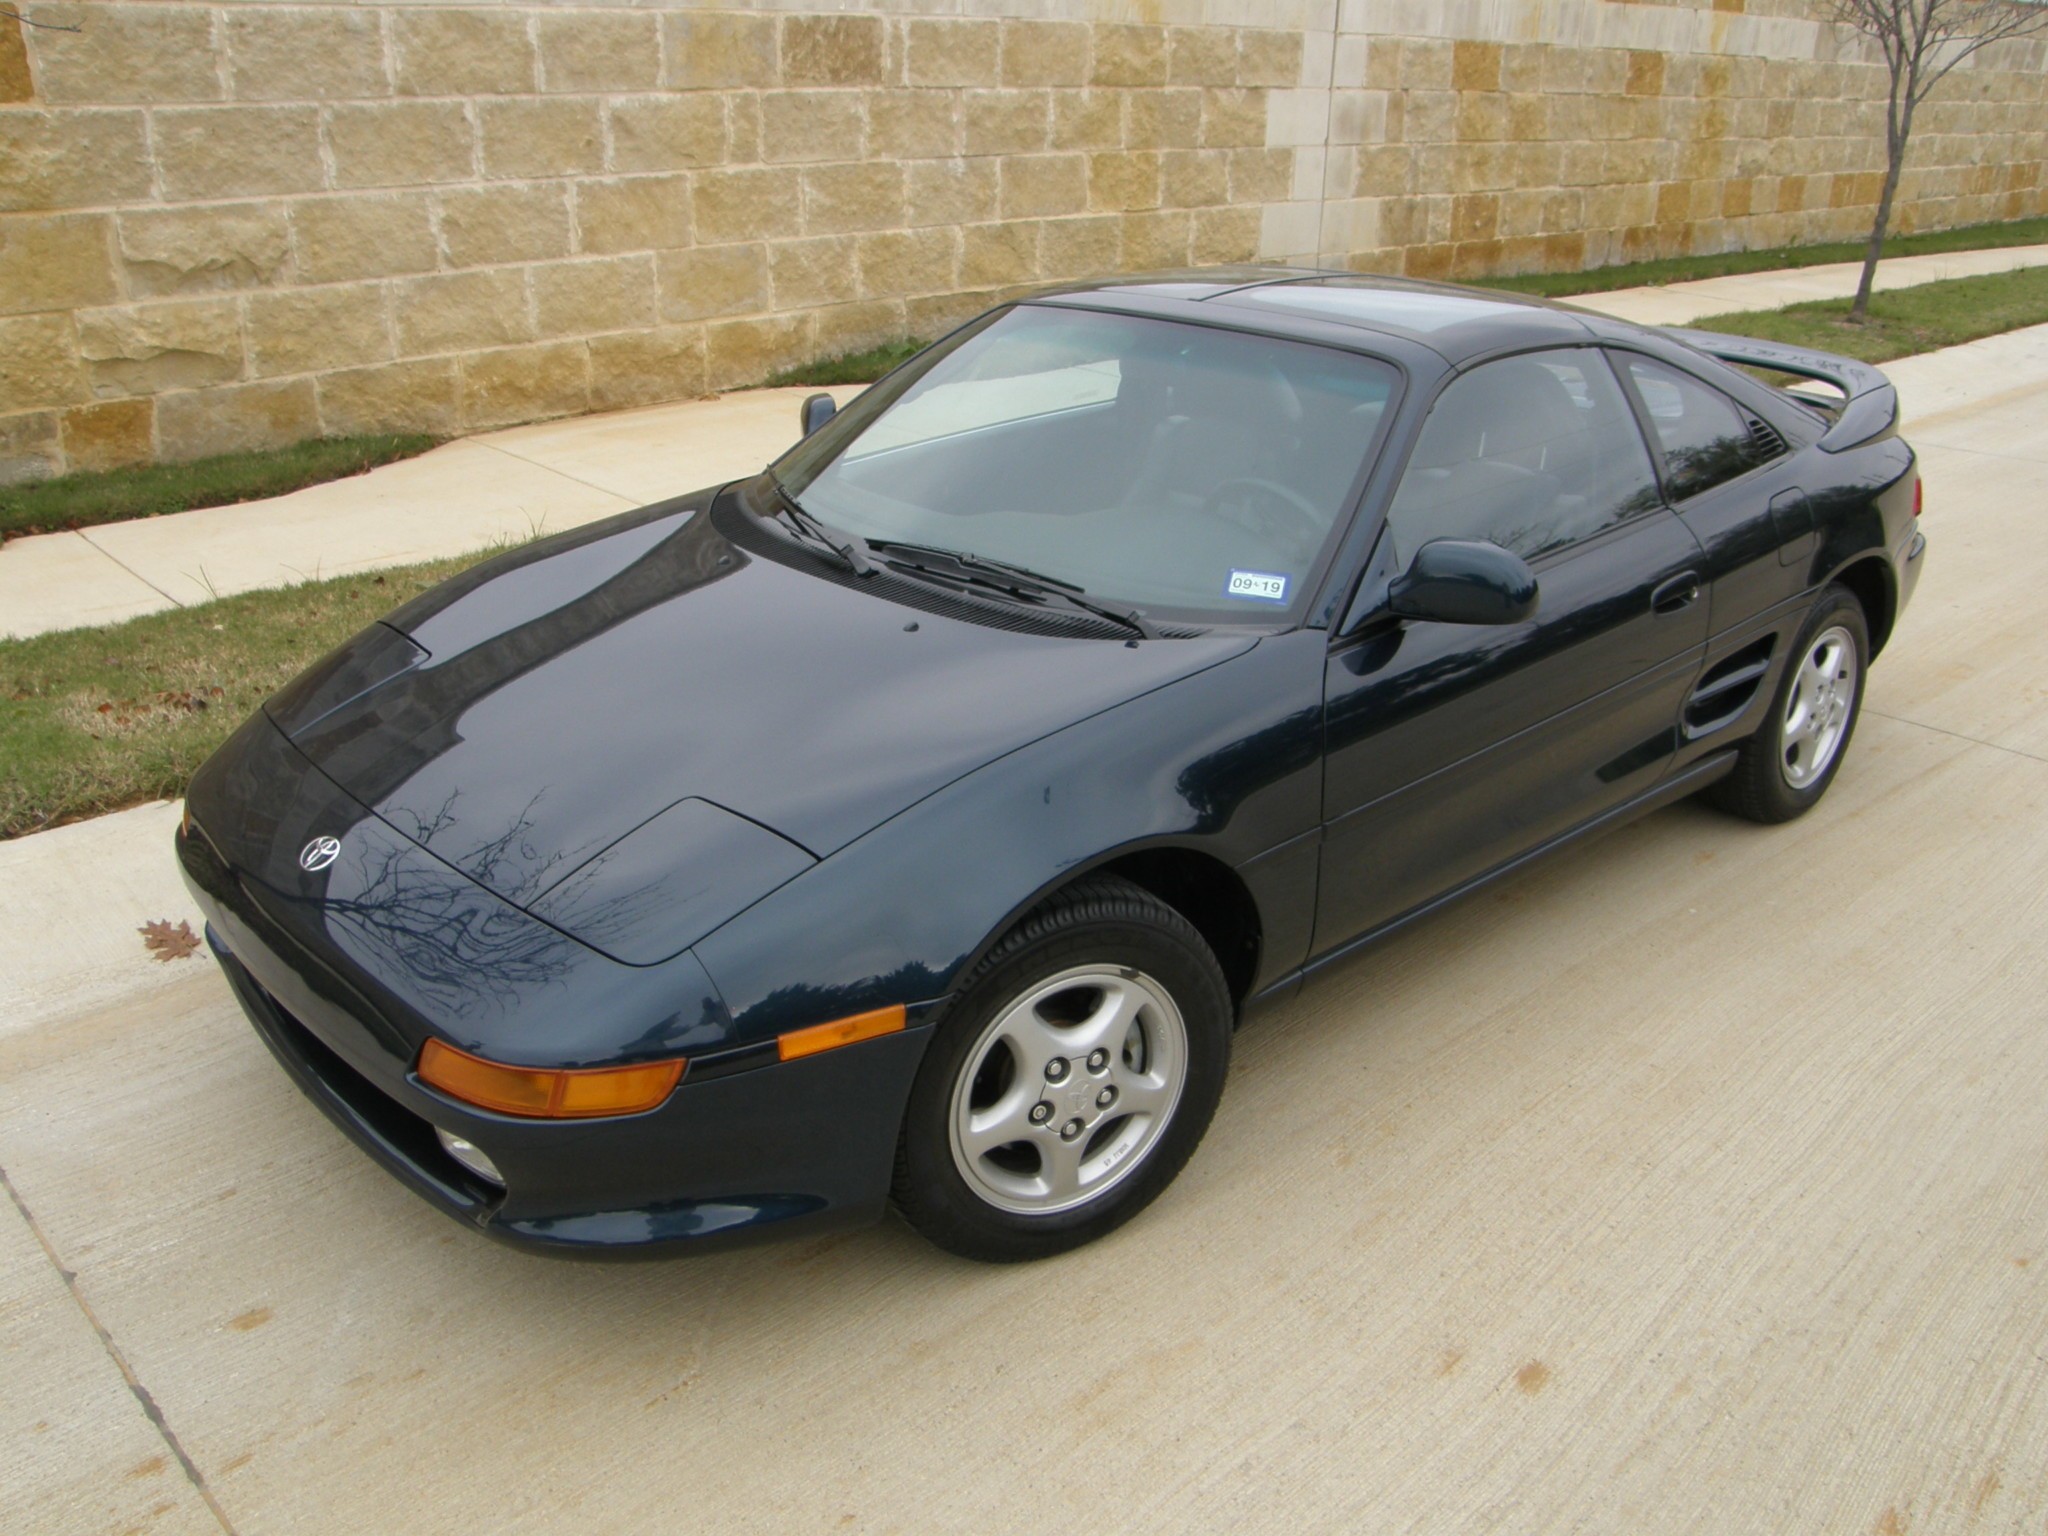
[774,305,1399,625]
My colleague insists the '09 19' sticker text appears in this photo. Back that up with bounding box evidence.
[1225,570,1289,603]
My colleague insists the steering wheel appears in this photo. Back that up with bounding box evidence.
[1201,477,1325,562]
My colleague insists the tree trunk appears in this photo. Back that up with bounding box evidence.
[1851,93,1914,323]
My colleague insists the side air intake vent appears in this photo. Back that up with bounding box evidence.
[1746,415,1788,464]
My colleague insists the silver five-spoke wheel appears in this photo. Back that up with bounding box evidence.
[1781,623,1858,789]
[947,965,1187,1216]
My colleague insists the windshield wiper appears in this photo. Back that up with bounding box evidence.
[766,475,872,576]
[867,538,1159,640]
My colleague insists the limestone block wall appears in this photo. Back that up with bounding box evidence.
[0,0,2042,483]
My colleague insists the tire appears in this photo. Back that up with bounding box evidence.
[1706,582,1869,824]
[893,874,1232,1262]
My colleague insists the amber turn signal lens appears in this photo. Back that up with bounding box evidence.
[777,1004,907,1062]
[417,1039,684,1119]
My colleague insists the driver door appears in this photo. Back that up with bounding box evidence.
[1314,348,1709,954]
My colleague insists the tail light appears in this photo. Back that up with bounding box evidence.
[1914,477,1922,517]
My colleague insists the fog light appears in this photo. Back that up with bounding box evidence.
[435,1127,504,1186]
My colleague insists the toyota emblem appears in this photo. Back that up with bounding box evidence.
[299,835,341,872]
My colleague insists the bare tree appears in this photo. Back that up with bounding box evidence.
[1826,0,2048,320]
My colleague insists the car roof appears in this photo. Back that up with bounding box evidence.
[1037,268,1600,367]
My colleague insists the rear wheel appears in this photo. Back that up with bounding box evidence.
[893,875,1231,1262]
[1707,583,1868,824]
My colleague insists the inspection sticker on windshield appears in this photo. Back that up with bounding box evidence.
[1225,570,1289,603]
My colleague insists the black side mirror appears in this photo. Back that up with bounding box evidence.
[1386,538,1538,625]
[800,392,837,437]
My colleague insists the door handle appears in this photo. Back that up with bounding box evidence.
[1651,572,1702,614]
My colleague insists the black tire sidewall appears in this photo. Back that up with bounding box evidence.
[1757,585,1870,818]
[894,892,1231,1262]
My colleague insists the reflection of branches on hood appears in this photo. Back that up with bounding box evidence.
[384,789,573,907]
[323,822,577,1015]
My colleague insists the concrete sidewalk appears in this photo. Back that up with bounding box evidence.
[3,242,2045,642]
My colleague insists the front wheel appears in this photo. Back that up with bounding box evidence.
[1706,583,1869,824]
[893,875,1232,1262]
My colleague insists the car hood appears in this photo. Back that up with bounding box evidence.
[267,488,1256,914]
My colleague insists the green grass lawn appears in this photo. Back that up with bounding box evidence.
[0,433,440,543]
[0,552,482,838]
[1693,263,2048,364]
[766,338,928,388]
[1485,215,2048,298]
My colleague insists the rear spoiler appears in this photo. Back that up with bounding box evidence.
[1664,327,1898,454]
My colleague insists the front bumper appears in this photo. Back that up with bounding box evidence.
[181,804,936,1258]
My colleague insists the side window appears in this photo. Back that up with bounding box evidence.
[1624,357,1766,501]
[1384,349,1662,566]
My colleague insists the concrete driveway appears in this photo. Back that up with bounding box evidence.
[5,331,2048,1535]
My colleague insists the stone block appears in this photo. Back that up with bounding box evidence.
[782,16,884,88]
[226,8,388,102]
[394,10,535,97]
[869,92,961,161]
[589,327,708,412]
[1191,204,1259,264]
[481,98,604,180]
[245,284,393,378]
[1626,50,1667,98]
[328,102,474,189]
[1169,28,1237,88]
[1229,147,1293,203]
[1001,21,1090,88]
[1091,24,1166,89]
[1237,29,1304,89]
[154,107,324,201]
[1122,209,1192,270]
[904,20,999,89]
[0,211,117,315]
[292,193,438,283]
[1502,45,1547,96]
[1163,149,1229,208]
[965,90,1050,157]
[1038,214,1120,280]
[394,269,533,356]
[0,314,86,413]
[117,202,292,299]
[770,236,860,309]
[316,357,460,437]
[609,95,728,173]
[657,244,767,322]
[1126,90,1202,151]
[0,109,150,212]
[1456,92,1507,143]
[438,184,572,267]
[704,314,809,392]
[60,398,154,473]
[76,299,242,396]
[1002,155,1088,219]
[1051,91,1121,152]
[663,12,777,91]
[0,409,60,484]
[157,378,318,461]
[802,162,904,235]
[576,176,691,256]
[906,289,994,341]
[812,300,905,361]
[1452,42,1501,93]
[1450,192,1499,243]
[28,4,219,104]
[856,228,958,299]
[906,159,998,228]
[1200,88,1267,149]
[460,341,591,430]
[694,166,803,244]
[1088,151,1161,212]
[538,12,659,94]
[761,91,866,164]
[1,12,27,104]
[961,222,1038,287]
[533,255,658,338]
